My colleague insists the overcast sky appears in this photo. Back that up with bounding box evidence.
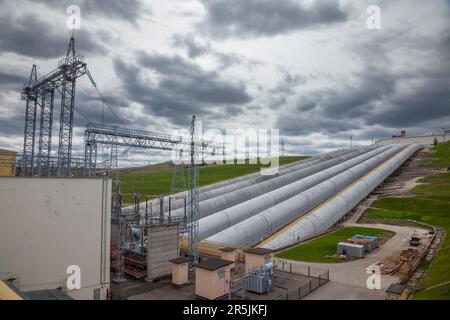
[0,0,449,165]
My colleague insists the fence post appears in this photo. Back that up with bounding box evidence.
[319,274,321,286]
[290,263,292,273]
[308,266,310,277]
[309,279,312,292]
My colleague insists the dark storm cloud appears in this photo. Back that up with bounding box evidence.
[171,34,254,69]
[113,51,252,126]
[0,71,26,88]
[0,13,108,58]
[198,0,347,38]
[73,90,135,127]
[278,112,362,136]
[172,34,211,59]
[34,0,148,23]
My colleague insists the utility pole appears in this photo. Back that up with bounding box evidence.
[188,115,200,269]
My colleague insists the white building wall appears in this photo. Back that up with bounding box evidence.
[0,177,111,300]
[376,133,450,145]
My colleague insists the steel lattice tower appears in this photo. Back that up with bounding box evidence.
[188,115,200,268]
[21,34,86,177]
[57,36,83,177]
[36,87,55,176]
[21,65,38,176]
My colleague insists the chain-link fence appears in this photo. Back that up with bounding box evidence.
[272,260,330,300]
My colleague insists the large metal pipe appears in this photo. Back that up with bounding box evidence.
[123,147,367,214]
[195,144,395,239]
[205,144,406,247]
[169,146,379,219]
[262,144,424,249]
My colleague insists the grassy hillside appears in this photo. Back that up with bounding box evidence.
[114,156,308,201]
[363,141,450,300]
[424,140,450,168]
[276,227,394,263]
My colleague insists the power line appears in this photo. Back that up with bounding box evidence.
[86,68,124,126]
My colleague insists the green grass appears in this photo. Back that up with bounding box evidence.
[424,140,450,168]
[420,172,450,182]
[365,195,450,300]
[275,227,394,263]
[363,140,450,299]
[115,156,308,203]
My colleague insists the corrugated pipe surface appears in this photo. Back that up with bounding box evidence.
[171,146,378,219]
[195,144,394,239]
[205,144,405,247]
[262,144,423,250]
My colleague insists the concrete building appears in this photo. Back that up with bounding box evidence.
[376,133,450,146]
[0,177,111,300]
[219,247,237,269]
[244,248,274,273]
[0,148,17,176]
[169,257,189,287]
[195,258,233,300]
[147,223,180,281]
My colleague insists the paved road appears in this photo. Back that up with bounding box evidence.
[276,223,429,299]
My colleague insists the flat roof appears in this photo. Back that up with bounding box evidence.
[169,257,190,264]
[196,257,233,271]
[347,238,372,244]
[0,148,17,155]
[386,283,408,295]
[338,242,364,249]
[244,248,273,255]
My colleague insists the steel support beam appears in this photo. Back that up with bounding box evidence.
[57,73,76,177]
[83,123,223,177]
[188,115,200,268]
[21,65,38,176]
[37,88,55,176]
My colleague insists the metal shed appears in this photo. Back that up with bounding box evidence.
[337,242,365,258]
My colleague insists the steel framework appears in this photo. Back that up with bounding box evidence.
[188,115,200,268]
[21,65,38,176]
[57,37,87,176]
[21,35,86,177]
[84,122,222,176]
[36,88,55,176]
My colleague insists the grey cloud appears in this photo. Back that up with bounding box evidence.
[0,12,108,58]
[114,51,252,126]
[0,71,26,88]
[34,0,148,23]
[171,34,255,69]
[198,0,347,38]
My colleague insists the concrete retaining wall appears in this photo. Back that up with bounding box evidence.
[147,224,180,280]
